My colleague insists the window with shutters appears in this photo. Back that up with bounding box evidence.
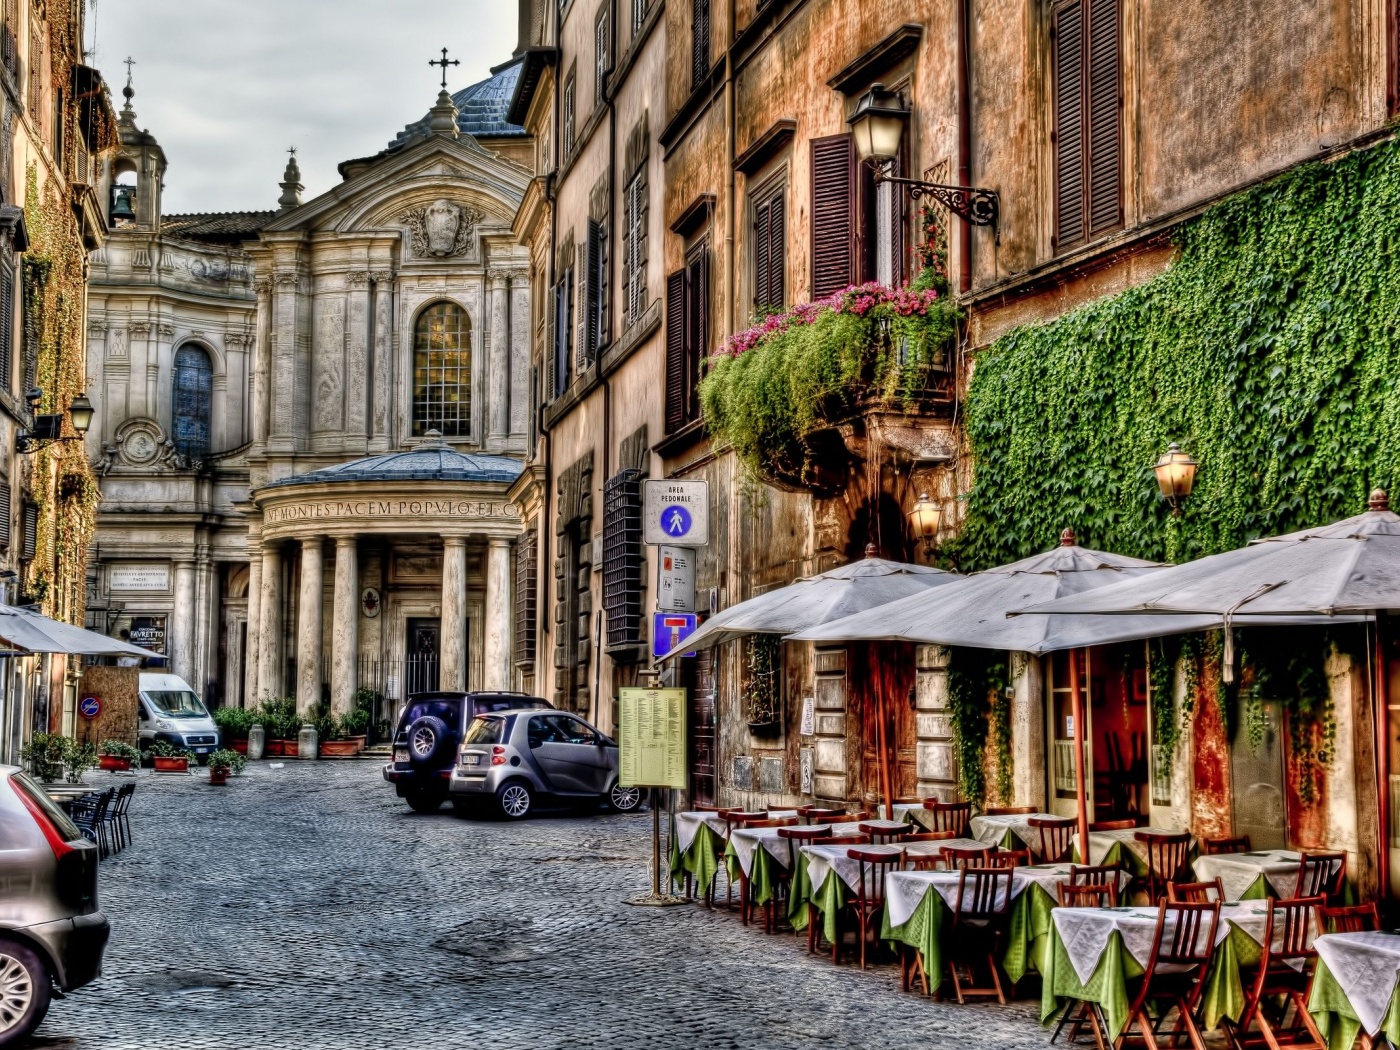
[1,0,16,81]
[563,69,577,158]
[811,136,855,299]
[595,6,611,104]
[552,267,574,397]
[0,478,10,550]
[0,262,12,393]
[602,469,644,647]
[412,303,472,437]
[575,220,608,369]
[623,168,647,324]
[171,344,213,458]
[1052,0,1123,253]
[665,245,708,435]
[692,0,711,90]
[515,526,538,668]
[21,502,35,562]
[751,178,786,315]
[632,0,648,33]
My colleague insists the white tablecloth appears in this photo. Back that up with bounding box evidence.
[1192,849,1312,901]
[885,863,1134,928]
[728,821,865,876]
[803,837,990,899]
[1053,904,1232,985]
[893,803,936,830]
[1314,932,1400,1036]
[1073,827,1188,867]
[673,811,727,854]
[969,813,1060,852]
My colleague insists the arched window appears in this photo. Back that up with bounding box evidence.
[171,344,212,458]
[412,302,472,438]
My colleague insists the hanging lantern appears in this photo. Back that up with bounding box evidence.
[909,493,942,554]
[1154,442,1197,515]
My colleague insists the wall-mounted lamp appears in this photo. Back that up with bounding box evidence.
[909,492,943,556]
[1153,442,1198,516]
[17,391,94,454]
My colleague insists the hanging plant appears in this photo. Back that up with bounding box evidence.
[745,634,781,730]
[1148,635,1186,766]
[946,647,1010,807]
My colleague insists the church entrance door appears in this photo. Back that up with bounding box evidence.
[406,618,441,695]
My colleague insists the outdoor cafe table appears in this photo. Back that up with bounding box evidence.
[1040,901,1272,1042]
[969,813,1060,856]
[1191,849,1316,901]
[892,803,936,831]
[1309,931,1400,1049]
[792,838,986,944]
[881,863,1134,992]
[724,821,866,907]
[1071,826,1193,877]
[669,811,728,893]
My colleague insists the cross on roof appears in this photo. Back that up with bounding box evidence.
[123,56,135,82]
[429,47,460,91]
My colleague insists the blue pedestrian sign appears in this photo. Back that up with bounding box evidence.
[661,505,692,539]
[643,481,709,546]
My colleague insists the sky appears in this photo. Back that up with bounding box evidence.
[87,0,519,214]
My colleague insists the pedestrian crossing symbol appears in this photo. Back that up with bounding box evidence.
[662,505,692,538]
[643,480,709,546]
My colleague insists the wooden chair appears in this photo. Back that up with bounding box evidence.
[1293,850,1347,902]
[844,847,905,969]
[1090,818,1139,832]
[983,805,1038,815]
[941,845,995,871]
[1135,831,1191,903]
[945,867,1015,1004]
[858,820,911,846]
[905,836,956,872]
[1115,901,1221,1050]
[1320,901,1379,933]
[815,810,869,825]
[903,830,956,842]
[1167,878,1225,904]
[1222,896,1328,1050]
[734,817,797,926]
[923,800,973,837]
[1030,815,1076,863]
[775,826,831,936]
[1052,882,1119,1047]
[1201,835,1251,855]
[798,806,846,822]
[1069,864,1124,889]
[988,848,1031,869]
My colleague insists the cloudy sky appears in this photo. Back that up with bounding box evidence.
[88,0,518,214]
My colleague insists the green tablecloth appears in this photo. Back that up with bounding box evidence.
[1309,958,1400,1049]
[723,839,785,907]
[789,852,849,945]
[669,820,723,897]
[1039,916,1253,1039]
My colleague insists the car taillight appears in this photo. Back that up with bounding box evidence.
[491,745,507,766]
[12,779,76,860]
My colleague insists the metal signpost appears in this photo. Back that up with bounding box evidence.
[618,687,688,906]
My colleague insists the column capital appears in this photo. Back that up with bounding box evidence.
[335,534,358,550]
[300,536,324,551]
[442,535,468,549]
[487,536,512,549]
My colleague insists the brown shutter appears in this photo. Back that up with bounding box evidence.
[753,199,772,312]
[767,189,785,309]
[1087,0,1123,236]
[692,0,711,88]
[691,248,709,422]
[1053,0,1086,251]
[665,269,686,433]
[810,136,855,299]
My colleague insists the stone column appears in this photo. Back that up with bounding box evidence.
[257,545,283,701]
[484,538,512,691]
[296,539,324,718]
[269,271,299,452]
[244,553,262,709]
[440,537,468,691]
[369,271,394,453]
[171,561,197,685]
[345,272,371,442]
[331,536,359,717]
[488,270,510,446]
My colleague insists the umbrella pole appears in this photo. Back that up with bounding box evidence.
[1377,617,1392,909]
[877,668,894,819]
[1070,647,1091,860]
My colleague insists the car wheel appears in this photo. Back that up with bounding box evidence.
[406,715,451,765]
[608,783,643,812]
[405,789,445,814]
[496,780,533,820]
[0,939,50,1048]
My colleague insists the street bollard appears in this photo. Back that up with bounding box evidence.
[298,723,318,760]
[247,723,265,761]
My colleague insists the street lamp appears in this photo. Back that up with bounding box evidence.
[847,84,1000,234]
[17,391,96,454]
[1154,442,1198,515]
[67,393,94,435]
[909,493,943,556]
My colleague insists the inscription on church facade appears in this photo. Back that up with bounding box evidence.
[263,499,520,525]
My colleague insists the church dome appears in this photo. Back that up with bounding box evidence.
[384,60,526,154]
[261,442,524,489]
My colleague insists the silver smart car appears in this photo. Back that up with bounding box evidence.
[0,765,110,1046]
[449,709,642,819]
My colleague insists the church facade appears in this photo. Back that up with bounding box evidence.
[84,67,535,721]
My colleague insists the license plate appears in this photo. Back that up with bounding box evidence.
[462,753,481,766]
[194,747,211,754]
[393,749,409,763]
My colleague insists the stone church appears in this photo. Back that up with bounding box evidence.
[84,64,535,722]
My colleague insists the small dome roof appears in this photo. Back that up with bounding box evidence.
[261,440,524,489]
[385,61,526,154]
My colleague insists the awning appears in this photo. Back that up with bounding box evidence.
[0,605,163,660]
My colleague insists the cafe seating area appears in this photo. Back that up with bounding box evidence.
[669,799,1392,1049]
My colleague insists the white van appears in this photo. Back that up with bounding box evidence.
[136,673,220,758]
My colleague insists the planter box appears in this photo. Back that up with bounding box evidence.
[208,768,229,785]
[267,739,296,757]
[153,757,189,773]
[98,755,132,772]
[318,738,363,759]
[230,739,249,756]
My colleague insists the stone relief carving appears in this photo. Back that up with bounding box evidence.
[190,257,230,281]
[346,270,371,287]
[129,321,152,337]
[111,418,183,471]
[400,200,481,258]
[109,329,127,357]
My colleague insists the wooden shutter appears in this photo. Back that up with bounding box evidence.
[665,269,686,433]
[21,502,35,561]
[753,185,785,313]
[0,477,9,550]
[1053,0,1086,251]
[515,527,538,667]
[811,136,855,299]
[754,199,772,312]
[766,189,785,309]
[0,264,12,391]
[577,239,596,370]
[593,222,609,350]
[1087,0,1123,236]
[685,249,709,424]
[692,0,711,88]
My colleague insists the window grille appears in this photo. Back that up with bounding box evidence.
[412,302,472,437]
[602,469,644,647]
[515,527,538,667]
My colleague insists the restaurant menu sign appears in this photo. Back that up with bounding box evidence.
[618,687,686,789]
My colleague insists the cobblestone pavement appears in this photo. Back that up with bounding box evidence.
[32,761,1047,1049]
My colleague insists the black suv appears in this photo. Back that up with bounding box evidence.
[382,691,551,813]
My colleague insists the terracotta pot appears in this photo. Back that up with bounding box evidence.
[230,739,249,756]
[153,756,189,773]
[208,767,229,785]
[268,739,295,757]
[318,739,361,758]
[98,755,131,772]
[347,735,366,752]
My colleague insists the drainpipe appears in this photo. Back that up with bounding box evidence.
[956,0,973,295]
[596,0,619,725]
[539,0,564,677]
[723,0,737,340]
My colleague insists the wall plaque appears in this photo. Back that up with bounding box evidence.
[109,564,171,592]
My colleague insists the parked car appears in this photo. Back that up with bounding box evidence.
[0,766,109,1046]
[137,673,220,760]
[449,709,642,819]
[383,692,552,813]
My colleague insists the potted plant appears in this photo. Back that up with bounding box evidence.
[341,708,371,752]
[744,635,784,738]
[146,740,196,773]
[206,749,245,785]
[20,733,66,783]
[259,698,299,756]
[98,740,140,772]
[213,706,254,755]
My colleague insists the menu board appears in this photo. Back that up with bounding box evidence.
[618,687,687,789]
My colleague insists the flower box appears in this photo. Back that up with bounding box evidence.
[98,755,131,772]
[230,739,249,756]
[318,738,362,759]
[153,756,189,773]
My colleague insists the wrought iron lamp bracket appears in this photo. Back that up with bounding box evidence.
[871,160,1000,242]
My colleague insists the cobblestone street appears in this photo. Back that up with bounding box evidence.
[31,761,1045,1049]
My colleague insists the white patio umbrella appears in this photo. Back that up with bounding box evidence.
[0,604,163,659]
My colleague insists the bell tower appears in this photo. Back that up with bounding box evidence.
[100,59,166,230]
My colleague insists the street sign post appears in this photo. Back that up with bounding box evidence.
[657,546,696,612]
[619,687,688,907]
[643,480,709,546]
[653,612,698,659]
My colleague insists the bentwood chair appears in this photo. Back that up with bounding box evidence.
[858,820,911,846]
[904,832,956,872]
[1223,896,1328,1050]
[1069,864,1124,892]
[1167,878,1225,904]
[923,800,972,837]
[983,806,1038,815]
[1293,850,1347,903]
[734,817,797,926]
[845,847,905,969]
[940,845,995,871]
[1116,901,1221,1050]
[1201,835,1252,855]
[1029,816,1076,863]
[1320,901,1380,933]
[1089,818,1139,832]
[1135,830,1192,903]
[988,849,1031,869]
[815,810,869,825]
[776,825,831,939]
[945,867,1015,1004]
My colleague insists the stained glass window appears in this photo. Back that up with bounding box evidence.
[171,344,212,458]
[412,302,471,438]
